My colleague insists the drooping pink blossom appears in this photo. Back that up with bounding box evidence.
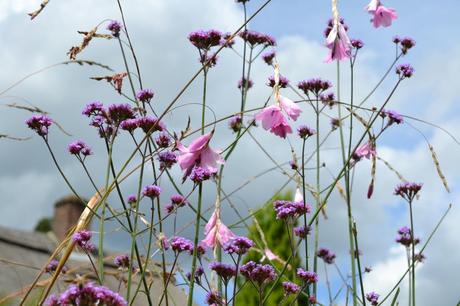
[176,132,224,179]
[325,21,352,63]
[366,0,397,28]
[201,209,236,249]
[353,142,376,160]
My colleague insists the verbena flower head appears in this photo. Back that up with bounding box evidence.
[331,117,341,130]
[136,89,154,103]
[82,101,104,117]
[199,52,219,67]
[72,230,95,252]
[176,132,224,180]
[127,195,137,205]
[366,0,397,28]
[294,225,311,238]
[396,226,420,247]
[68,140,93,157]
[394,182,422,202]
[120,118,138,132]
[209,262,237,283]
[137,116,165,134]
[396,63,414,79]
[142,184,161,198]
[240,261,276,286]
[228,114,243,133]
[366,291,380,306]
[298,78,332,96]
[158,151,177,170]
[171,236,194,254]
[239,30,276,47]
[255,96,301,138]
[26,115,53,137]
[223,236,254,255]
[107,20,123,37]
[45,259,66,274]
[201,209,236,249]
[401,37,416,54]
[273,200,311,220]
[317,247,336,264]
[325,18,352,62]
[205,291,222,305]
[262,50,276,65]
[282,281,300,296]
[155,132,171,148]
[320,92,336,108]
[114,254,130,269]
[186,266,204,283]
[267,75,289,88]
[351,39,364,49]
[171,194,186,206]
[189,166,214,183]
[188,30,222,50]
[381,109,404,125]
[238,77,253,90]
[47,282,127,306]
[353,141,376,161]
[297,125,316,139]
[221,32,235,48]
[297,268,318,284]
[108,103,135,125]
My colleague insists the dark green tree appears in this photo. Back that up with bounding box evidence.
[34,217,52,233]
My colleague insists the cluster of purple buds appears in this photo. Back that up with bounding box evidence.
[394,182,422,202]
[108,103,135,125]
[186,266,204,284]
[190,166,215,184]
[170,236,194,254]
[158,151,177,170]
[68,140,92,157]
[205,291,222,306]
[223,236,254,255]
[45,259,68,274]
[239,30,276,47]
[127,195,137,206]
[199,52,219,67]
[107,20,122,37]
[72,230,95,252]
[188,29,222,50]
[137,116,166,134]
[262,50,276,65]
[136,89,154,103]
[267,75,289,88]
[396,226,420,247]
[317,247,336,264]
[228,114,243,133]
[297,268,318,284]
[393,36,416,54]
[45,282,127,306]
[282,281,300,296]
[331,118,341,130]
[396,63,414,79]
[142,184,161,198]
[238,77,253,90]
[273,200,311,220]
[294,225,311,238]
[82,102,114,138]
[165,194,187,214]
[320,92,336,108]
[297,125,316,139]
[297,78,332,96]
[351,39,364,49]
[324,18,348,38]
[381,109,404,125]
[155,132,171,148]
[366,292,380,306]
[209,262,237,283]
[114,254,130,269]
[26,115,53,137]
[221,32,235,48]
[240,261,276,286]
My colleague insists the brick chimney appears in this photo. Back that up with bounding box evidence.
[52,195,87,241]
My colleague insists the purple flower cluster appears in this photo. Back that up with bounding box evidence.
[199,52,219,67]
[188,30,222,50]
[297,78,332,96]
[396,226,420,247]
[294,225,311,238]
[72,230,95,252]
[228,114,243,133]
[114,254,130,269]
[296,268,318,284]
[171,236,194,254]
[238,77,254,90]
[26,115,53,137]
[189,166,215,183]
[267,75,289,88]
[351,39,364,49]
[137,116,166,134]
[205,291,222,305]
[381,109,404,125]
[240,261,276,285]
[127,195,137,205]
[158,151,177,170]
[221,32,235,48]
[165,194,187,214]
[186,266,204,284]
[396,63,414,78]
[107,20,122,37]
[262,50,276,65]
[223,236,254,255]
[366,291,380,306]
[68,140,92,157]
[297,125,316,139]
[317,247,336,264]
[282,281,300,296]
[209,262,237,283]
[394,36,416,54]
[108,103,135,125]
[394,182,422,202]
[136,89,154,103]
[45,282,126,306]
[155,132,171,148]
[239,30,276,47]
[45,259,67,274]
[273,200,311,220]
[320,92,336,108]
[142,184,161,198]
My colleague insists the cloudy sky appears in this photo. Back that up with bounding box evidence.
[1,0,459,305]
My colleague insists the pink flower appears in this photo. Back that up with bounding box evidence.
[255,96,301,139]
[264,248,280,261]
[325,21,352,63]
[353,142,376,160]
[294,188,303,203]
[177,132,224,178]
[201,209,236,249]
[366,0,397,28]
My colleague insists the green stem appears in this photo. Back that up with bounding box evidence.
[313,97,320,298]
[409,200,416,306]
